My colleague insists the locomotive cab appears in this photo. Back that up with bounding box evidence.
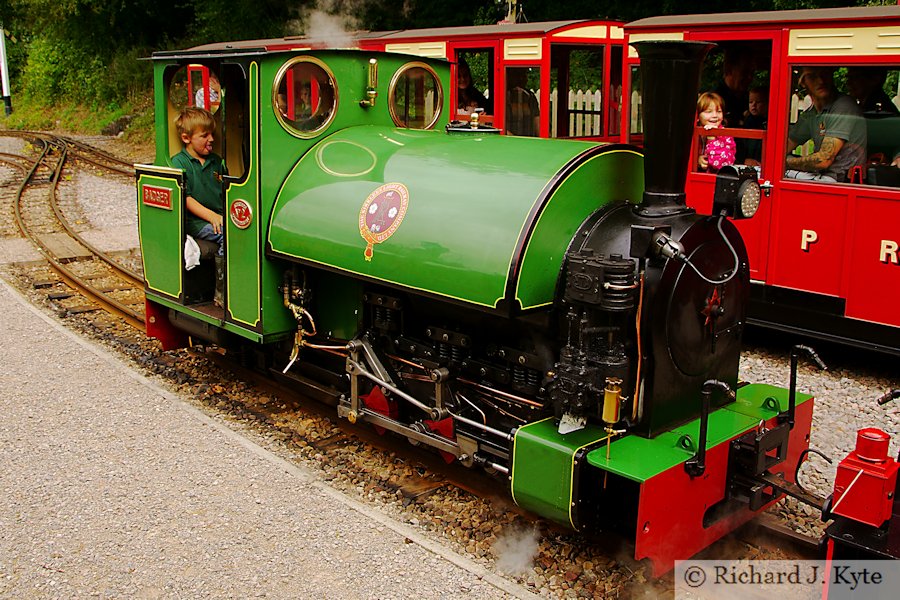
[138,47,452,346]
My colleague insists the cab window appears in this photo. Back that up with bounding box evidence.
[273,57,338,138]
[389,62,442,129]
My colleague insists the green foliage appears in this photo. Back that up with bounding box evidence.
[191,1,301,44]
[568,49,605,91]
[0,0,890,139]
[19,35,111,103]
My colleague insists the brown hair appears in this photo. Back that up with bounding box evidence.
[175,106,216,139]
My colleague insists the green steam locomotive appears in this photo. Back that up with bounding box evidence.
[137,37,811,575]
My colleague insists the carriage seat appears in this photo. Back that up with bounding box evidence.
[866,164,900,188]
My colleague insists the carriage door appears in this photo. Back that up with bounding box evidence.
[685,31,783,282]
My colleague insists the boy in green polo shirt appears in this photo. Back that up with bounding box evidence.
[172,107,227,305]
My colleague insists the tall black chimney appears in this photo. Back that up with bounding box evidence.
[631,41,714,217]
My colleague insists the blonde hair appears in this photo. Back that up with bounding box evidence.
[175,107,216,138]
[697,92,727,126]
[697,92,725,114]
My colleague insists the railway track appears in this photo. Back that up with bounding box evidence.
[0,130,826,596]
[0,130,144,330]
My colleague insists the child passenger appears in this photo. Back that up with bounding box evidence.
[742,86,768,166]
[696,92,736,173]
[172,107,227,304]
[172,107,226,255]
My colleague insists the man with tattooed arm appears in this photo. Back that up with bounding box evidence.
[785,66,866,183]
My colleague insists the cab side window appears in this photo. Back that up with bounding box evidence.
[389,62,443,129]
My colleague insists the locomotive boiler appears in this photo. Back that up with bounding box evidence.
[137,38,812,575]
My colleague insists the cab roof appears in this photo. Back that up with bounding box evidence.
[151,19,620,60]
[626,5,900,31]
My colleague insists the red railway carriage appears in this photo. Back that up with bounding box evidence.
[358,20,627,141]
[625,6,900,355]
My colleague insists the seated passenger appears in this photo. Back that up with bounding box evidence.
[297,84,312,118]
[696,92,735,173]
[171,107,226,305]
[457,59,491,116]
[276,93,289,118]
[505,70,539,136]
[195,73,221,111]
[847,67,900,115]
[715,47,754,130]
[743,86,768,167]
[785,66,866,183]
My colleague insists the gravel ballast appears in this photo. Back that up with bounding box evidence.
[0,278,532,598]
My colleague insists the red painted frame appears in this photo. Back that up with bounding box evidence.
[624,9,900,345]
[358,21,627,141]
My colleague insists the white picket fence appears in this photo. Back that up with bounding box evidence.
[508,88,607,137]
[451,85,618,135]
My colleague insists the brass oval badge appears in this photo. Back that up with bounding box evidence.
[229,199,253,230]
[359,183,409,261]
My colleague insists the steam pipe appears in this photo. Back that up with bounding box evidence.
[685,380,734,478]
[630,41,715,217]
[785,345,826,429]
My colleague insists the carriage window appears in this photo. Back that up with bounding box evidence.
[549,45,604,138]
[629,65,642,137]
[787,64,900,187]
[273,58,337,138]
[389,63,442,129]
[455,49,494,118]
[608,46,624,137]
[693,42,772,175]
[505,67,540,137]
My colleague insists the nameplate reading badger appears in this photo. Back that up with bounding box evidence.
[142,185,172,210]
[359,183,409,261]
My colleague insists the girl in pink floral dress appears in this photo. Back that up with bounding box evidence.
[697,92,736,172]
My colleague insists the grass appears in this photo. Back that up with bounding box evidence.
[0,94,155,147]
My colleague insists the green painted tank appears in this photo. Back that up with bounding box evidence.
[267,125,643,312]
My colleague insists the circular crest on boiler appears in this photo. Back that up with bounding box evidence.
[358,183,409,261]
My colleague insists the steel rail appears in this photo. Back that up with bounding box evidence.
[46,138,144,286]
[11,140,145,330]
[1,130,134,176]
[3,134,144,285]
[62,137,134,174]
